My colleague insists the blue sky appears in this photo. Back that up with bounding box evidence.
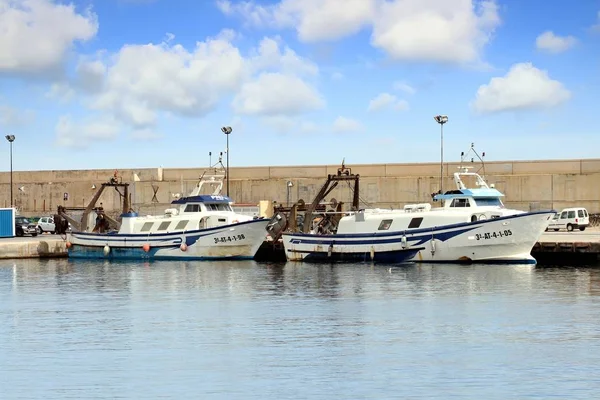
[1,0,599,172]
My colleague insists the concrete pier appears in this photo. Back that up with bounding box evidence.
[0,235,67,259]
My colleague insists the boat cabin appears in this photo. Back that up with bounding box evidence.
[117,194,253,234]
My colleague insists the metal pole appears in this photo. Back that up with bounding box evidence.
[440,124,443,194]
[9,141,13,208]
[287,186,290,207]
[226,134,229,197]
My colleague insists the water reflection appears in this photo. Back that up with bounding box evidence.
[1,260,600,399]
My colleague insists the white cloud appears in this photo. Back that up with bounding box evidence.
[333,116,362,133]
[57,32,322,136]
[535,31,577,53]
[47,82,76,102]
[367,93,409,112]
[249,36,318,75]
[233,72,324,116]
[217,0,374,42]
[219,0,501,64]
[393,81,416,95]
[86,31,247,128]
[0,0,98,76]
[55,115,120,148]
[0,104,35,127]
[471,62,571,113]
[371,0,500,64]
[76,59,107,93]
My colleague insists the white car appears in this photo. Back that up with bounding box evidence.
[36,216,56,234]
[546,207,589,232]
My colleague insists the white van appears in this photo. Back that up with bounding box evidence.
[546,207,589,232]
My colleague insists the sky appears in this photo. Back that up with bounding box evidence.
[1,0,600,172]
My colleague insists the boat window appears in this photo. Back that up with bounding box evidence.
[184,204,200,212]
[408,217,423,229]
[378,219,393,230]
[175,220,189,230]
[157,221,171,231]
[199,217,207,229]
[206,203,232,211]
[450,198,470,207]
[140,222,154,232]
[218,218,227,222]
[474,198,502,207]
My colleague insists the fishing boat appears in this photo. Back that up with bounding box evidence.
[66,168,269,260]
[267,162,425,264]
[274,146,555,264]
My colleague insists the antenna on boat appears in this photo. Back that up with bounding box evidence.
[209,151,212,167]
[459,143,486,179]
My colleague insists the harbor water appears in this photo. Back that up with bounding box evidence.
[1,259,600,399]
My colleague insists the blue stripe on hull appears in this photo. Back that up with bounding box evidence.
[68,245,254,261]
[291,248,421,264]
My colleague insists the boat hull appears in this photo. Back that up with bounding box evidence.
[282,233,424,264]
[283,211,554,264]
[67,219,269,261]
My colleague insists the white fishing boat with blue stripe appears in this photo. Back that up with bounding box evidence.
[282,158,554,264]
[67,170,268,260]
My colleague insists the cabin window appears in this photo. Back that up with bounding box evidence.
[378,219,393,230]
[175,220,189,230]
[218,218,227,222]
[206,203,232,211]
[408,217,423,229]
[184,204,200,212]
[474,198,502,207]
[140,222,154,232]
[199,217,207,229]
[450,198,470,207]
[157,221,171,231]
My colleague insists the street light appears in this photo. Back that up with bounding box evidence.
[286,181,293,206]
[5,134,15,208]
[433,115,448,194]
[221,126,232,196]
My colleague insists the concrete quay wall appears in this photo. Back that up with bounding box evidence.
[1,158,600,216]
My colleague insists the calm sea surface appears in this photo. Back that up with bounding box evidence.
[1,259,600,399]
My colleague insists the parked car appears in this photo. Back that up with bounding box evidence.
[15,216,38,237]
[37,216,56,234]
[36,215,72,234]
[546,207,589,232]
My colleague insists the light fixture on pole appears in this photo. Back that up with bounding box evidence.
[286,181,293,206]
[5,134,15,208]
[220,126,232,196]
[433,115,448,194]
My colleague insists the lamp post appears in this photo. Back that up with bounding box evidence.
[433,115,448,194]
[286,181,293,206]
[221,126,232,196]
[5,134,15,208]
